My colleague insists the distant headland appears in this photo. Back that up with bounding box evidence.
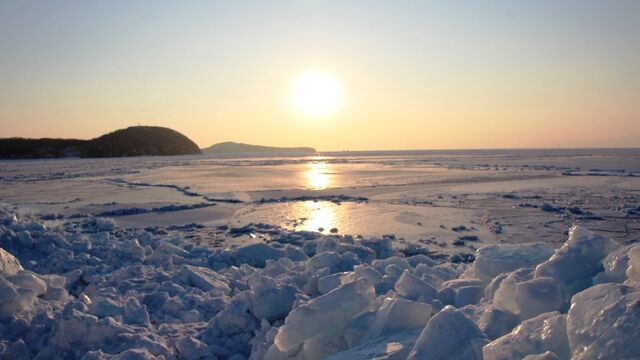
[202,141,316,156]
[0,126,202,159]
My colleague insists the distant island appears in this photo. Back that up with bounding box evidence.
[0,126,202,159]
[203,141,316,156]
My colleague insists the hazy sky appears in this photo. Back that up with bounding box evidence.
[1,1,639,150]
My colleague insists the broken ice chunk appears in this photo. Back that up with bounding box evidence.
[394,270,437,301]
[274,277,376,352]
[179,265,231,294]
[483,311,569,360]
[470,243,553,282]
[237,243,285,267]
[363,297,432,341]
[5,271,47,297]
[0,247,23,275]
[626,245,640,281]
[534,226,619,298]
[248,275,297,322]
[408,306,487,360]
[567,283,640,359]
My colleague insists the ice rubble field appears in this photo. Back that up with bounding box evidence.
[1,206,640,360]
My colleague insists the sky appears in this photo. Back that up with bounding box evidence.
[1,1,639,151]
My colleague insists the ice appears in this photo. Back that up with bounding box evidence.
[406,254,436,268]
[327,329,421,360]
[1,339,30,360]
[627,245,640,281]
[179,264,231,294]
[273,277,376,353]
[342,265,383,290]
[343,311,376,348]
[566,283,640,359]
[482,311,570,360]
[512,277,563,320]
[412,263,456,288]
[437,278,484,307]
[0,277,36,317]
[90,297,123,318]
[5,271,47,297]
[522,352,561,360]
[535,225,620,297]
[175,336,211,360]
[363,296,432,341]
[317,272,346,294]
[314,237,376,264]
[236,243,286,267]
[248,275,297,322]
[208,291,259,338]
[492,269,563,320]
[394,270,437,301]
[95,218,116,232]
[470,243,554,282]
[477,307,520,340]
[50,309,123,350]
[359,237,396,259]
[307,251,359,275]
[593,244,635,283]
[2,202,640,359]
[452,285,484,307]
[123,297,150,325]
[0,247,23,275]
[302,331,349,360]
[408,306,487,360]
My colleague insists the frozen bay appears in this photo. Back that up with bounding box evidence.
[1,148,640,359]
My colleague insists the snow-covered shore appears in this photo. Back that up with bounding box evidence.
[1,206,639,359]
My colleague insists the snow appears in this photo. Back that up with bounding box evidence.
[1,205,640,359]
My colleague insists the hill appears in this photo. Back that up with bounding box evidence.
[0,126,202,159]
[83,126,201,158]
[202,141,316,156]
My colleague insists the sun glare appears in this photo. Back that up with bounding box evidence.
[292,71,342,117]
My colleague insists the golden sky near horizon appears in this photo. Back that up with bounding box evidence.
[1,1,639,150]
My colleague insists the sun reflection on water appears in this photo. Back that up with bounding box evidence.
[294,158,339,232]
[298,200,337,233]
[304,159,331,190]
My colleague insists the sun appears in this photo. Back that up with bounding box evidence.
[291,71,342,117]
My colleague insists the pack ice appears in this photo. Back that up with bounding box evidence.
[1,206,639,359]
